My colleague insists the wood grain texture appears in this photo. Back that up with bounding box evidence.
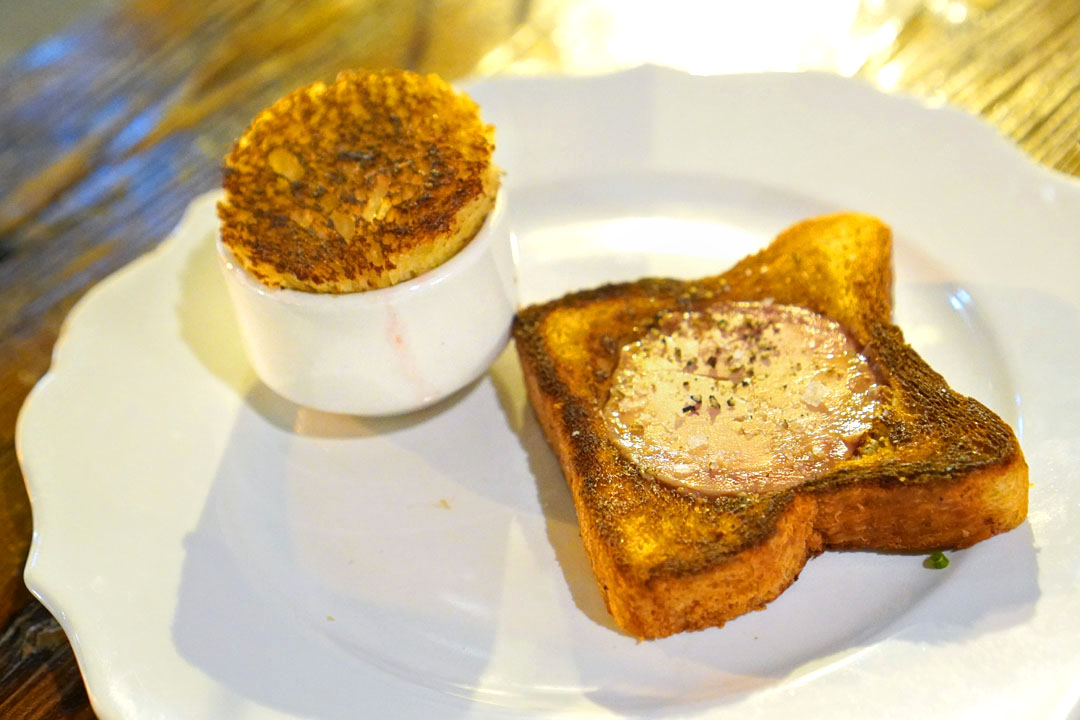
[1,0,1077,717]
[857,0,1080,172]
[0,601,94,720]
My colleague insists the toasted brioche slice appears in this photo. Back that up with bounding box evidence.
[219,69,499,293]
[513,213,1028,639]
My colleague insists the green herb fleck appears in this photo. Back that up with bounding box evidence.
[924,551,950,569]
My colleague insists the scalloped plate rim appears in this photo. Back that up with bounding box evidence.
[17,65,1080,719]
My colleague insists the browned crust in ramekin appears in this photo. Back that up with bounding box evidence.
[219,69,498,293]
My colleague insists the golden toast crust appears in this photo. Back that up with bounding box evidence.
[219,69,498,292]
[513,213,1028,639]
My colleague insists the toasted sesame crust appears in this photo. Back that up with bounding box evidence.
[219,69,498,292]
[513,212,1028,638]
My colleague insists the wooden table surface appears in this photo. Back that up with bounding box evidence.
[2,0,1078,717]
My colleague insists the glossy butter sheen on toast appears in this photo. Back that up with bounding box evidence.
[512,213,1028,639]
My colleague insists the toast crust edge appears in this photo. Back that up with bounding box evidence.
[520,330,1027,638]
[513,212,1029,639]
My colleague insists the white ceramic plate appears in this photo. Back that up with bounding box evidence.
[18,67,1080,719]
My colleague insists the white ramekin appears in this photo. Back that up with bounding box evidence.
[217,191,516,416]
